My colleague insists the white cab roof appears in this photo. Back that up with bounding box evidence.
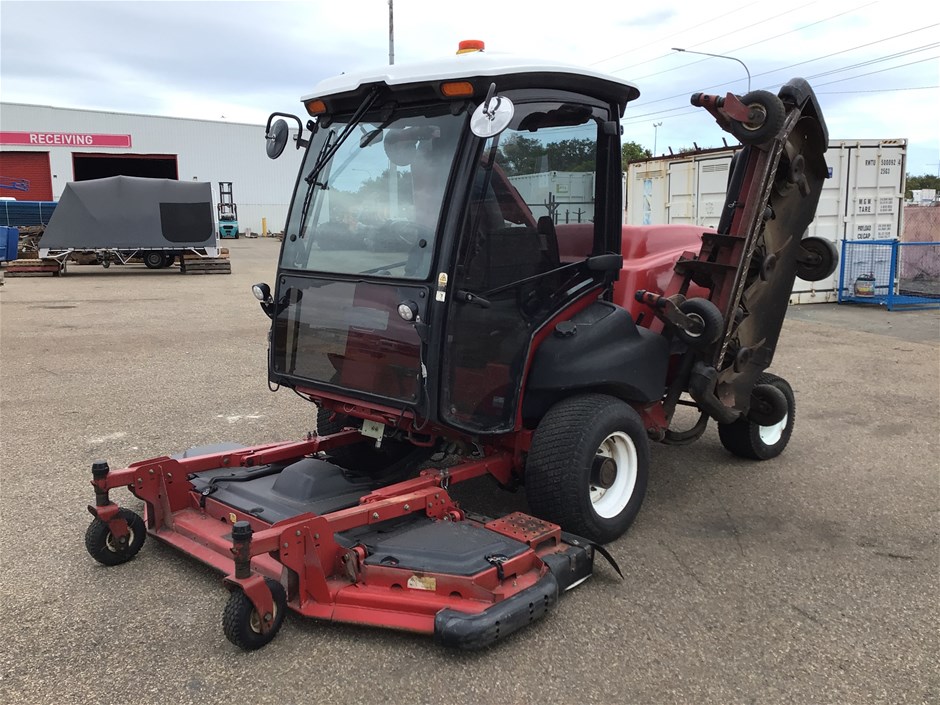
[301,51,638,101]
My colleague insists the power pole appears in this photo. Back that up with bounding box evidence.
[388,0,394,65]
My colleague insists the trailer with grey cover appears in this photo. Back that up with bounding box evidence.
[38,176,220,269]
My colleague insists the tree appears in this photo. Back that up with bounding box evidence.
[905,173,940,200]
[621,141,651,169]
[499,135,546,176]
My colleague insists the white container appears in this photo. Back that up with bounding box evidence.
[626,138,907,303]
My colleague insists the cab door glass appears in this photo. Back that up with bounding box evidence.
[442,100,609,432]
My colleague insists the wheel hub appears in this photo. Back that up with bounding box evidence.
[593,457,617,489]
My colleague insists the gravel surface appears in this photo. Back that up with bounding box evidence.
[1,239,937,705]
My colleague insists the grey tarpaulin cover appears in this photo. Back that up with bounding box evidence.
[40,176,215,249]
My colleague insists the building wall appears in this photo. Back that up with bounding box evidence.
[0,103,304,233]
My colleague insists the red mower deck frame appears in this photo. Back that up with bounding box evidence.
[86,435,596,649]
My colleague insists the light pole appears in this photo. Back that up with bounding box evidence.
[672,47,751,93]
[653,122,662,156]
[388,1,394,65]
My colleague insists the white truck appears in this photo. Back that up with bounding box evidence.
[626,138,907,303]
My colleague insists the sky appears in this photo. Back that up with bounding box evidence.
[1,0,938,175]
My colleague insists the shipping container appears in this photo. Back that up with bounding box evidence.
[626,139,907,303]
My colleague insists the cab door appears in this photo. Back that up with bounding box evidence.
[440,97,617,433]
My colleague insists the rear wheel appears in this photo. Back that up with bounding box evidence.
[718,373,795,459]
[525,394,650,544]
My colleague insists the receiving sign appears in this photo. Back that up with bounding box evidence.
[0,131,132,148]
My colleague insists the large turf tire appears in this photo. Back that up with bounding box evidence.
[718,372,795,460]
[525,394,650,544]
[85,508,146,566]
[222,578,286,651]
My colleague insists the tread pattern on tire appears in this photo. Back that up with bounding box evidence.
[717,372,795,460]
[84,508,146,566]
[525,394,649,543]
[222,578,286,651]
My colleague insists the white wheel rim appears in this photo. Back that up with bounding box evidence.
[759,413,788,445]
[590,431,638,519]
[105,525,134,553]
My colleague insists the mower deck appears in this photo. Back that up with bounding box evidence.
[85,438,596,649]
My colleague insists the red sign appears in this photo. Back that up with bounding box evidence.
[0,131,132,148]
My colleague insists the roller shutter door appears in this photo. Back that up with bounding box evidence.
[0,152,53,201]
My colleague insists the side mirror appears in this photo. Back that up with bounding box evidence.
[264,113,308,158]
[265,119,289,159]
[470,83,514,138]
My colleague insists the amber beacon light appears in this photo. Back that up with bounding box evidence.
[456,39,485,54]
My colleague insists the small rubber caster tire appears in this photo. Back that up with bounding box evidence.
[85,508,147,566]
[676,298,724,348]
[729,90,785,145]
[718,373,795,460]
[222,578,287,651]
[796,236,839,282]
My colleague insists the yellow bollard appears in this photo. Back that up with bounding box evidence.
[262,217,267,237]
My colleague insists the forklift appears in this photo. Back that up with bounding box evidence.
[83,42,834,650]
[217,181,239,239]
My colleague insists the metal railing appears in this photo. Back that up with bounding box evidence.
[838,239,940,310]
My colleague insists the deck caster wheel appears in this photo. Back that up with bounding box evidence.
[676,298,724,348]
[718,373,795,460]
[796,236,838,282]
[729,90,785,145]
[526,394,650,544]
[85,508,146,566]
[222,578,286,651]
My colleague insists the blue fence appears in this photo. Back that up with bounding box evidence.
[839,239,940,310]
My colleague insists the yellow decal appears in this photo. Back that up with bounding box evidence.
[407,575,437,591]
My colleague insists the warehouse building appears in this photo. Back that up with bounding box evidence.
[0,103,303,234]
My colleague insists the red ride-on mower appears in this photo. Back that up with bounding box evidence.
[84,45,832,650]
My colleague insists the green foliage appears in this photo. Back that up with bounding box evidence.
[499,136,597,175]
[905,173,940,200]
[621,141,651,168]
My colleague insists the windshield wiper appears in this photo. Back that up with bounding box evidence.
[303,87,380,187]
[293,88,381,249]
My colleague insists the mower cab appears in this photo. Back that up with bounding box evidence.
[86,44,830,651]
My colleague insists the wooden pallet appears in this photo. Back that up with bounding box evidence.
[182,258,232,275]
[5,258,65,277]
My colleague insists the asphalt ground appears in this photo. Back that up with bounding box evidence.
[1,238,937,705]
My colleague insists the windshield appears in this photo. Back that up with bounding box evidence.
[281,107,466,279]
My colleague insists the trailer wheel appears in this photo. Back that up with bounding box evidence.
[796,236,838,282]
[729,90,785,146]
[143,252,165,269]
[222,578,286,651]
[676,298,724,348]
[161,254,176,268]
[525,394,649,544]
[85,508,147,566]
[718,373,795,460]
